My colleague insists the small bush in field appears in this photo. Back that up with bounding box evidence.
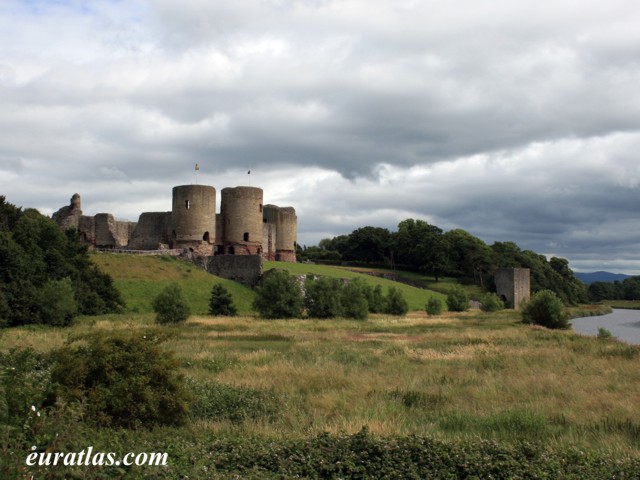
[153,282,190,324]
[253,269,304,319]
[209,283,237,316]
[365,284,386,313]
[446,286,469,312]
[521,290,569,330]
[51,332,190,429]
[426,297,443,316]
[341,278,369,320]
[304,276,343,318]
[384,286,409,316]
[480,292,505,312]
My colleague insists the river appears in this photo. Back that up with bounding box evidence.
[572,308,640,345]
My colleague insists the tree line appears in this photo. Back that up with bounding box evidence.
[0,196,124,327]
[588,277,640,302]
[298,218,588,305]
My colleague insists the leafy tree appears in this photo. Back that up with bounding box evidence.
[365,284,386,313]
[445,229,493,287]
[344,226,392,264]
[51,332,191,429]
[209,283,238,316]
[479,292,504,312]
[304,276,343,318]
[521,290,569,329]
[39,277,77,327]
[153,282,191,324]
[384,286,409,316]
[425,297,443,316]
[446,285,469,312]
[340,278,369,320]
[253,269,304,319]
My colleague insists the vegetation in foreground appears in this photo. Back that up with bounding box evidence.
[2,309,640,478]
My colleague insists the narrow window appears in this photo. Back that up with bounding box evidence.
[185,200,190,209]
[259,204,263,212]
[203,231,210,242]
[243,232,249,242]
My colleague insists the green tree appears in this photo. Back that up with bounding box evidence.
[365,284,386,313]
[445,229,493,287]
[479,292,504,312]
[340,278,369,320]
[209,283,238,316]
[344,226,392,264]
[252,269,304,319]
[51,332,191,429]
[304,276,343,318]
[521,290,569,329]
[153,282,191,324]
[425,297,443,316]
[446,285,469,312]
[39,277,77,326]
[384,286,409,316]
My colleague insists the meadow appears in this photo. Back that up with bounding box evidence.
[2,254,639,478]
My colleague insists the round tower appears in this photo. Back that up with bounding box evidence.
[220,186,263,255]
[171,185,216,255]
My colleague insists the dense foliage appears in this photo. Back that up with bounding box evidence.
[299,218,588,305]
[425,297,443,315]
[209,283,238,316]
[446,285,470,312]
[522,290,570,330]
[252,269,304,319]
[588,276,640,301]
[0,197,124,327]
[51,332,191,429]
[153,282,191,324]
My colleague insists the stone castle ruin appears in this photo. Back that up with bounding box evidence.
[52,185,297,263]
[495,268,530,309]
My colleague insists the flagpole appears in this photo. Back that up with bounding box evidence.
[195,163,200,185]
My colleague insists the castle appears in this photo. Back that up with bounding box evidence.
[52,184,297,263]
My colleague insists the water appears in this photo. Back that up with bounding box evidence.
[572,309,640,345]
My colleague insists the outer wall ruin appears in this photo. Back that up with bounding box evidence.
[495,268,531,309]
[52,184,297,263]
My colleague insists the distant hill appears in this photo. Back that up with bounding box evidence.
[575,271,632,285]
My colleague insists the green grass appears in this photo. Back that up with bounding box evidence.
[604,300,640,310]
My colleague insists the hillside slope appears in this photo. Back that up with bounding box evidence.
[92,254,445,315]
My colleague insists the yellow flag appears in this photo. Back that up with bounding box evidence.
[195,163,200,171]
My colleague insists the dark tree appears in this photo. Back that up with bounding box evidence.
[209,283,238,316]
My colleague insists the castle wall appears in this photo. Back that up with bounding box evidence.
[207,254,263,286]
[128,212,172,250]
[93,214,135,248]
[172,185,216,255]
[220,186,263,254]
[495,268,530,309]
[263,204,297,262]
[262,222,277,260]
[77,215,96,245]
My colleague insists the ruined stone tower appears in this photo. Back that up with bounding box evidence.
[495,268,531,309]
[218,186,264,255]
[171,185,216,255]
[262,205,297,262]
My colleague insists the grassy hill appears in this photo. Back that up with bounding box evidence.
[91,254,447,315]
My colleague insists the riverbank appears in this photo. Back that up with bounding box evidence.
[572,308,640,345]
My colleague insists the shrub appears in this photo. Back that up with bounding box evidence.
[521,289,569,329]
[152,282,190,324]
[340,278,369,320]
[446,285,469,312]
[365,284,386,313]
[384,286,409,316]
[253,269,304,319]
[479,292,505,313]
[51,332,190,429]
[426,297,443,316]
[597,327,613,340]
[209,283,237,316]
[304,276,343,318]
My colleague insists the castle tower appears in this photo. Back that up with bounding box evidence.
[495,268,530,309]
[263,205,297,262]
[220,186,263,255]
[171,185,216,255]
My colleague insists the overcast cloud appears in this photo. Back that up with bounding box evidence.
[1,0,639,273]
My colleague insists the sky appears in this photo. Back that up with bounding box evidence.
[1,0,640,274]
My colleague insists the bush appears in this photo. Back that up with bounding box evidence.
[304,276,343,318]
[340,278,369,320]
[384,286,409,316]
[521,289,569,329]
[152,282,191,324]
[479,292,505,313]
[51,332,191,429]
[39,277,77,326]
[597,327,613,340]
[425,297,443,316]
[253,269,304,319]
[365,284,386,314]
[209,283,237,316]
[446,285,469,312]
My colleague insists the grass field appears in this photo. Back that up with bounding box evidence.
[3,254,640,477]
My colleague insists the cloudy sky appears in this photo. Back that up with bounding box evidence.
[1,0,640,273]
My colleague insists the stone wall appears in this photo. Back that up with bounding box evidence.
[128,212,172,250]
[207,254,264,287]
